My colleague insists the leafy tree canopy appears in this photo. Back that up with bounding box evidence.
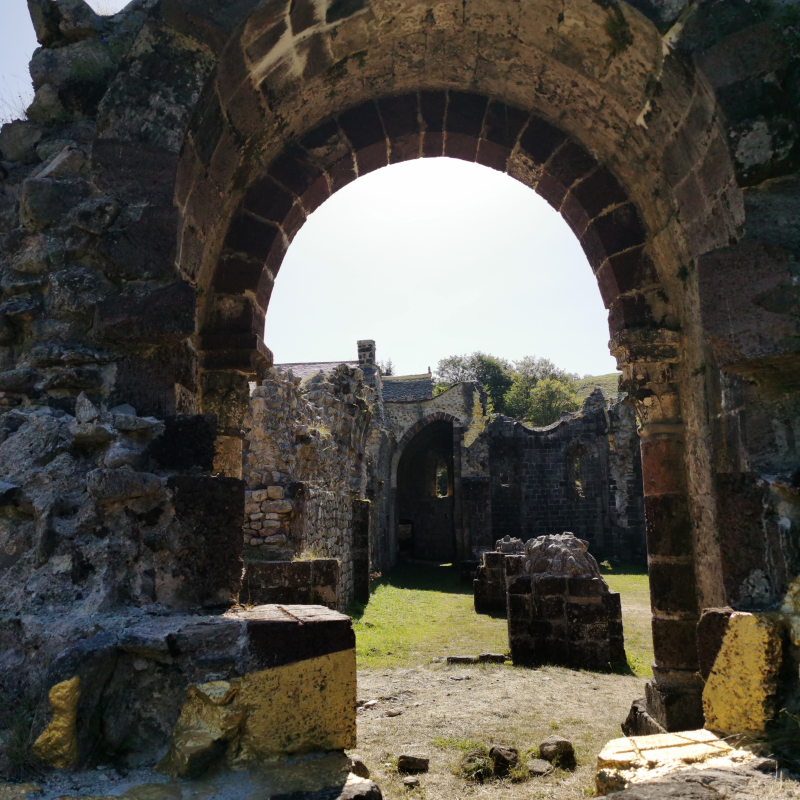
[505,375,580,427]
[434,352,514,413]
[434,352,580,426]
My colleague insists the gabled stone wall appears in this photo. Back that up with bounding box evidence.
[479,390,646,562]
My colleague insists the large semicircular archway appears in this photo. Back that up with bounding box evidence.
[174,0,744,734]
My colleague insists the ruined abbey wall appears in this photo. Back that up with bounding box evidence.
[241,364,372,607]
[0,0,798,762]
[481,391,646,562]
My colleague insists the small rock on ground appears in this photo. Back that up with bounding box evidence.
[489,745,519,775]
[350,756,370,778]
[397,755,429,772]
[527,758,554,776]
[539,735,576,767]
[402,776,419,787]
[386,709,402,717]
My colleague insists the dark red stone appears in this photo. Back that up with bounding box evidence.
[243,174,296,222]
[519,115,567,164]
[224,212,280,260]
[444,132,478,162]
[648,562,698,615]
[483,101,529,149]
[446,91,488,138]
[339,101,386,150]
[378,93,420,139]
[545,141,597,188]
[652,617,699,671]
[644,493,694,558]
[572,167,628,219]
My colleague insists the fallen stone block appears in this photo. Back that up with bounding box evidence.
[595,729,750,796]
[479,653,507,663]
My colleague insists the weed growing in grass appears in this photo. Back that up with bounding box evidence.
[457,746,493,783]
[432,735,485,752]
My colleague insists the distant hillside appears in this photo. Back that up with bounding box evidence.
[574,373,623,401]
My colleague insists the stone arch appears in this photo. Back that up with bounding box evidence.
[169,0,748,732]
[393,414,461,563]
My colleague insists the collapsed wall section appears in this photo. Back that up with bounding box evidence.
[241,365,372,607]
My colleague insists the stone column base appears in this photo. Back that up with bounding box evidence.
[645,668,705,732]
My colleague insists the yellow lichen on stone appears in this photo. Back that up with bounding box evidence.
[781,575,800,616]
[157,681,246,778]
[463,391,489,448]
[31,676,80,769]
[159,649,357,777]
[0,783,42,800]
[189,680,239,706]
[235,648,357,761]
[702,612,782,735]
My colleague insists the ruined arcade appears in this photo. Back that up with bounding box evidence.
[0,0,799,793]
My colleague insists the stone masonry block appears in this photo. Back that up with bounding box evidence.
[168,476,245,606]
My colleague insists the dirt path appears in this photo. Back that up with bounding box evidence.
[352,662,645,799]
[346,562,654,799]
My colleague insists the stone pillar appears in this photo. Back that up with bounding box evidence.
[199,370,252,478]
[352,498,371,604]
[612,329,704,732]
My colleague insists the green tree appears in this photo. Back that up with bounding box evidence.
[504,357,580,425]
[434,352,514,413]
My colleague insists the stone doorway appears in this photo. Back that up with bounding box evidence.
[396,420,456,562]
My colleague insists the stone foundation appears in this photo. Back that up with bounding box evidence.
[241,559,340,609]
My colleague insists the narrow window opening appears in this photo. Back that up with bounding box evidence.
[500,468,510,486]
[436,461,449,497]
[573,456,585,498]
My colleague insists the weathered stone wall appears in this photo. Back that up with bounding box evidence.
[241,364,371,606]
[0,0,798,743]
[478,390,646,562]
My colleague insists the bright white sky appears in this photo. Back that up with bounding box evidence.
[3,1,618,378]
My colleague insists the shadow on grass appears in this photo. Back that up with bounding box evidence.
[345,559,472,621]
[600,560,649,577]
[376,558,472,594]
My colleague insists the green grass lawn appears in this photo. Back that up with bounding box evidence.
[346,560,654,677]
